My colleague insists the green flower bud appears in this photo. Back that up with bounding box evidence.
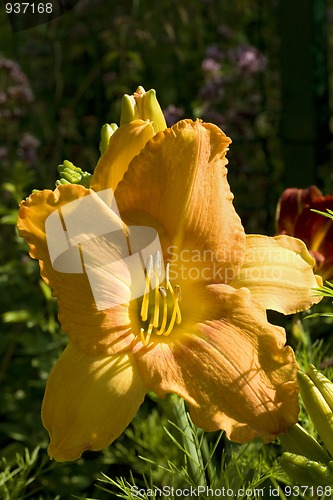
[120,86,167,134]
[298,370,333,458]
[280,452,333,487]
[56,160,92,188]
[99,123,118,155]
[279,423,330,463]
[307,364,333,412]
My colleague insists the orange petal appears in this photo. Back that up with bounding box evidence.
[42,343,147,461]
[91,119,155,193]
[115,119,245,284]
[133,285,299,443]
[229,235,322,314]
[17,185,137,354]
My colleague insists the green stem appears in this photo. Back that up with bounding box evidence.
[170,395,207,487]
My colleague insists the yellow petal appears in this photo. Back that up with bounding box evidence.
[17,185,137,354]
[133,285,299,443]
[229,235,322,314]
[42,343,147,461]
[115,119,246,284]
[91,119,155,193]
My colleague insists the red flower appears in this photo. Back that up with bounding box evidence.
[276,186,333,280]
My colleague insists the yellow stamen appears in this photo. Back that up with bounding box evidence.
[175,285,182,324]
[163,290,180,336]
[166,278,182,325]
[141,255,153,322]
[140,257,182,343]
[156,287,168,335]
[165,262,170,289]
[153,252,161,327]
[140,319,154,346]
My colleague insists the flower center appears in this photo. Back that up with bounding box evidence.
[140,252,182,346]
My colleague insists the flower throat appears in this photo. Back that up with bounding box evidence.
[140,252,181,346]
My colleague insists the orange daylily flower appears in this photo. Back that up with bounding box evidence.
[276,186,333,280]
[18,95,322,462]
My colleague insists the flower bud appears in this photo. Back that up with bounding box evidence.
[99,123,118,155]
[280,452,333,487]
[56,160,92,188]
[279,423,330,463]
[307,364,333,412]
[120,86,167,134]
[298,370,333,457]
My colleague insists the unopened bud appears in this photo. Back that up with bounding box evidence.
[280,423,330,463]
[120,86,167,134]
[56,160,92,188]
[298,370,333,458]
[99,123,118,155]
[307,364,333,412]
[280,452,333,487]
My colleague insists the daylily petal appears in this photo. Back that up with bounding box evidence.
[42,343,147,461]
[276,186,322,235]
[91,119,155,193]
[17,185,137,354]
[115,119,246,284]
[133,285,298,443]
[229,235,322,314]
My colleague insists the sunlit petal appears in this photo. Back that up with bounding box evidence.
[115,119,246,284]
[133,285,299,443]
[17,185,136,354]
[42,343,147,462]
[229,235,322,314]
[91,119,155,193]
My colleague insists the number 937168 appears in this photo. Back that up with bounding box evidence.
[5,3,53,14]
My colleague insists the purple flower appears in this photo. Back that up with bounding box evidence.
[201,58,221,74]
[235,45,267,74]
[163,105,184,127]
[0,57,34,117]
[205,44,225,61]
[17,133,40,164]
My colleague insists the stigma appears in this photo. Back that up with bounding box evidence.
[140,252,182,346]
